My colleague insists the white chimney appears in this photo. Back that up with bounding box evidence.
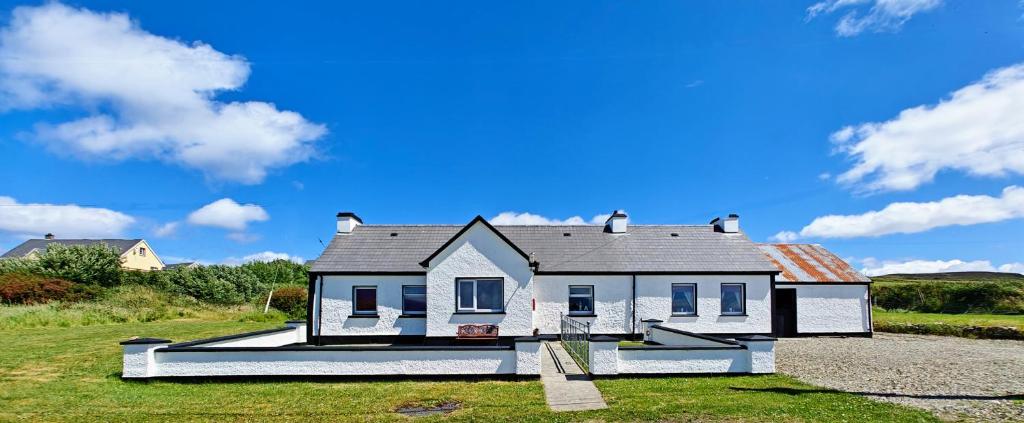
[336,212,362,233]
[605,210,628,233]
[723,214,739,233]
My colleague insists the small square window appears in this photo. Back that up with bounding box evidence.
[353,286,377,315]
[139,247,146,257]
[721,283,746,315]
[671,284,696,315]
[402,285,426,315]
[568,285,594,315]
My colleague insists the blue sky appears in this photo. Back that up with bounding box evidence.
[0,1,1021,274]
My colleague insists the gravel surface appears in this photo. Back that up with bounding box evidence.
[777,333,1024,422]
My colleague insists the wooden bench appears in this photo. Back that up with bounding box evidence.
[456,324,499,340]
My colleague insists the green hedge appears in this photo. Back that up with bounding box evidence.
[874,321,1024,340]
[873,281,1024,314]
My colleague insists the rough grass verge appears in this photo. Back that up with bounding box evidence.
[873,309,1024,340]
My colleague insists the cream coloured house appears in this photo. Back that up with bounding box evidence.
[1,234,165,271]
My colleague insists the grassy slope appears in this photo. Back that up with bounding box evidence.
[873,272,1024,283]
[874,308,1024,330]
[0,319,935,422]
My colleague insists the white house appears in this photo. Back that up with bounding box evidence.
[121,210,869,379]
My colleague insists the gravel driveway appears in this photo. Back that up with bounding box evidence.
[776,333,1024,422]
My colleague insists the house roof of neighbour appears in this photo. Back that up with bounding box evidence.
[757,243,870,283]
[310,221,780,274]
[0,239,143,258]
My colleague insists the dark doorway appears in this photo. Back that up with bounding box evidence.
[774,288,798,337]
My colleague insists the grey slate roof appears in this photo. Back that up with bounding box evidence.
[310,223,778,273]
[1,239,142,258]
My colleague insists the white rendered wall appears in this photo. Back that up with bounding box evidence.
[648,326,732,347]
[199,329,303,348]
[154,349,518,376]
[778,284,871,333]
[617,348,750,374]
[425,223,534,337]
[319,275,427,336]
[534,275,633,335]
[515,341,542,375]
[635,275,772,334]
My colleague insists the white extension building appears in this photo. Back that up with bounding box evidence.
[121,211,870,379]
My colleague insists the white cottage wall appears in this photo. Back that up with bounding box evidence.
[318,275,428,336]
[777,284,871,334]
[635,275,772,335]
[533,275,633,335]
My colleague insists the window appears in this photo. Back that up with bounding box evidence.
[671,283,697,315]
[402,285,426,315]
[568,285,594,315]
[456,278,503,312]
[138,247,146,257]
[720,283,746,315]
[353,286,377,315]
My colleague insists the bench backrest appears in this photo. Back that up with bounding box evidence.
[456,324,499,339]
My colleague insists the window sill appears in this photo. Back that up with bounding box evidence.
[454,311,506,315]
[720,314,748,317]
[567,313,597,318]
[398,314,426,318]
[348,314,380,319]
[671,314,699,317]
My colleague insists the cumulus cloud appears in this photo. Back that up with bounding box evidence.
[795,186,1024,238]
[153,221,179,238]
[187,198,268,231]
[768,231,799,242]
[0,196,134,238]
[222,251,304,265]
[833,63,1024,193]
[490,211,613,225]
[0,3,326,184]
[807,0,942,36]
[860,257,1024,276]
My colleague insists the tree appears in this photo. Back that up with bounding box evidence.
[36,243,123,287]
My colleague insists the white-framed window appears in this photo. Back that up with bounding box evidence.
[671,283,697,315]
[568,285,594,315]
[139,247,146,257]
[456,278,503,312]
[720,283,746,315]
[353,286,377,315]
[402,285,426,315]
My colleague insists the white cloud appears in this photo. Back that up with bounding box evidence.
[0,3,326,184]
[490,211,613,225]
[797,186,1024,238]
[226,232,261,243]
[818,172,832,181]
[860,257,1024,276]
[0,196,134,238]
[807,0,942,36]
[222,251,304,265]
[153,221,179,237]
[833,63,1024,193]
[768,231,799,242]
[187,198,268,231]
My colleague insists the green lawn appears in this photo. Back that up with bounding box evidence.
[0,318,937,422]
[874,308,1024,330]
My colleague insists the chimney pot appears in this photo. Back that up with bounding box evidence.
[605,210,628,233]
[44,233,55,240]
[723,214,740,233]
[336,212,362,233]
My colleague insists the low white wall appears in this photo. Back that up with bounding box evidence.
[319,275,427,337]
[635,275,772,335]
[777,284,871,334]
[737,338,775,374]
[515,339,542,375]
[646,325,735,347]
[199,329,303,348]
[617,348,750,374]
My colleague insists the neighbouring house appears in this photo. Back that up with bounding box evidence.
[120,211,867,379]
[758,243,872,337]
[2,234,165,271]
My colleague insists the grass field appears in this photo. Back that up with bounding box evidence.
[0,317,938,422]
[874,308,1024,330]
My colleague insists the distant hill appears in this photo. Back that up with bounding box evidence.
[874,271,1024,282]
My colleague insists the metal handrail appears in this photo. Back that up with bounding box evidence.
[560,313,591,373]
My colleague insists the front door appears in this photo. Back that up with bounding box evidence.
[773,288,798,337]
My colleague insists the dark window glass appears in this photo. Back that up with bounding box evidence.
[458,280,475,309]
[403,286,426,314]
[721,284,745,315]
[354,287,376,314]
[476,279,503,311]
[672,284,696,315]
[568,285,594,315]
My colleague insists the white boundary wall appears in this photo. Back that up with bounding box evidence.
[776,284,871,334]
[589,334,776,376]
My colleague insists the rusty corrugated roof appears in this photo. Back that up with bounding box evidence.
[757,244,870,283]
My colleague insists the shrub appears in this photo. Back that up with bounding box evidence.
[873,281,1024,314]
[0,274,74,304]
[36,243,124,287]
[269,286,307,318]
